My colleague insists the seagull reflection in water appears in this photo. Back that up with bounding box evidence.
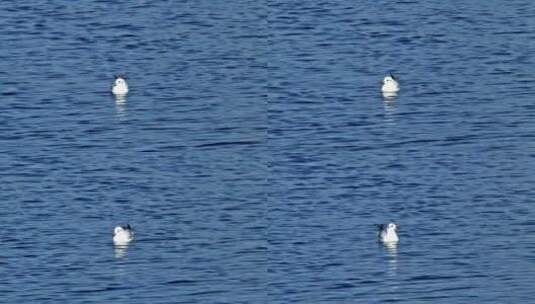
[114,244,129,259]
[115,96,127,119]
[383,241,398,282]
[383,98,397,125]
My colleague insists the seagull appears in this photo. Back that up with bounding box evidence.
[111,75,129,96]
[113,224,134,245]
[381,74,399,93]
[378,222,399,243]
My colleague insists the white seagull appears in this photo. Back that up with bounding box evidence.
[381,74,399,93]
[111,75,129,96]
[378,222,399,243]
[113,224,134,245]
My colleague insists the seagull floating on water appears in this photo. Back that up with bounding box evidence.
[381,74,399,93]
[111,75,129,96]
[378,222,399,243]
[113,224,134,245]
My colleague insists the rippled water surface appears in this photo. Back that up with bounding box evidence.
[2,1,535,303]
[0,1,266,303]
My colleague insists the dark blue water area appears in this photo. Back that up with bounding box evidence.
[267,1,535,303]
[1,1,535,303]
[0,1,266,303]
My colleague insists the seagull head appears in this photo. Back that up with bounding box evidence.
[383,75,396,84]
[113,226,124,235]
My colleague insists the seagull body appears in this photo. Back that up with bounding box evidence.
[113,225,134,245]
[378,222,399,243]
[381,74,399,93]
[112,75,129,96]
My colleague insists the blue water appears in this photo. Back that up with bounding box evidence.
[2,1,535,303]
